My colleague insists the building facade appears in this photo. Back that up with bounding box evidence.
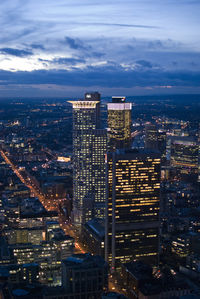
[61,253,108,296]
[144,123,158,150]
[107,97,132,151]
[105,150,160,269]
[69,92,107,227]
[169,136,199,172]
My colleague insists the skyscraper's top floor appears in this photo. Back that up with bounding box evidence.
[112,96,126,103]
[68,92,101,109]
[85,92,101,101]
[107,96,132,110]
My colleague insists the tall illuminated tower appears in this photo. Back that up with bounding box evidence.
[107,97,132,150]
[69,92,107,227]
[105,150,160,269]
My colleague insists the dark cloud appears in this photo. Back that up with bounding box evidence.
[64,37,88,50]
[136,60,153,68]
[0,48,32,57]
[0,66,199,89]
[62,37,103,59]
[147,40,165,49]
[190,61,197,67]
[30,44,45,50]
[127,38,182,53]
[91,52,105,58]
[54,57,85,65]
[78,22,158,29]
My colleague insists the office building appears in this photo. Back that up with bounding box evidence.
[122,261,191,299]
[169,136,199,174]
[62,253,108,296]
[107,97,132,150]
[171,234,191,257]
[0,263,39,284]
[82,218,105,256]
[145,123,158,150]
[105,150,160,269]
[4,227,44,245]
[9,235,74,286]
[93,129,107,218]
[69,92,107,227]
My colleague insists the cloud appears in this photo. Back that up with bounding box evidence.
[30,44,45,50]
[76,22,159,29]
[54,57,86,65]
[64,37,88,50]
[0,48,33,57]
[136,60,153,68]
[0,0,199,96]
[0,65,199,89]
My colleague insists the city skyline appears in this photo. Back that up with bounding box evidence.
[0,93,200,296]
[0,0,200,97]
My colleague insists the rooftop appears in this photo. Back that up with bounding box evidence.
[62,253,107,269]
[85,218,105,239]
[124,261,152,281]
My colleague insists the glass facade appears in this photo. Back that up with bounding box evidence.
[69,93,107,227]
[170,137,199,170]
[105,150,160,269]
[107,97,132,150]
[145,123,159,150]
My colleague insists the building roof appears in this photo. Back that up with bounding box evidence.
[124,261,152,281]
[85,218,105,239]
[62,253,107,269]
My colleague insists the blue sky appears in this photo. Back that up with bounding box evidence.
[0,0,200,97]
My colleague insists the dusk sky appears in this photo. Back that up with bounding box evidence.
[0,0,200,97]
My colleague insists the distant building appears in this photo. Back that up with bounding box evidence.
[107,97,132,150]
[145,123,167,161]
[105,149,160,269]
[172,234,191,257]
[69,92,107,227]
[145,123,158,150]
[169,136,199,173]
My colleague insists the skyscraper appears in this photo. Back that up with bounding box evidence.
[169,136,199,172]
[107,97,132,150]
[105,149,160,269]
[145,123,158,150]
[69,92,107,227]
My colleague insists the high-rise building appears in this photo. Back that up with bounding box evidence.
[69,92,107,227]
[93,129,107,218]
[105,150,160,269]
[169,136,199,174]
[107,97,132,150]
[145,123,167,160]
[145,123,158,150]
